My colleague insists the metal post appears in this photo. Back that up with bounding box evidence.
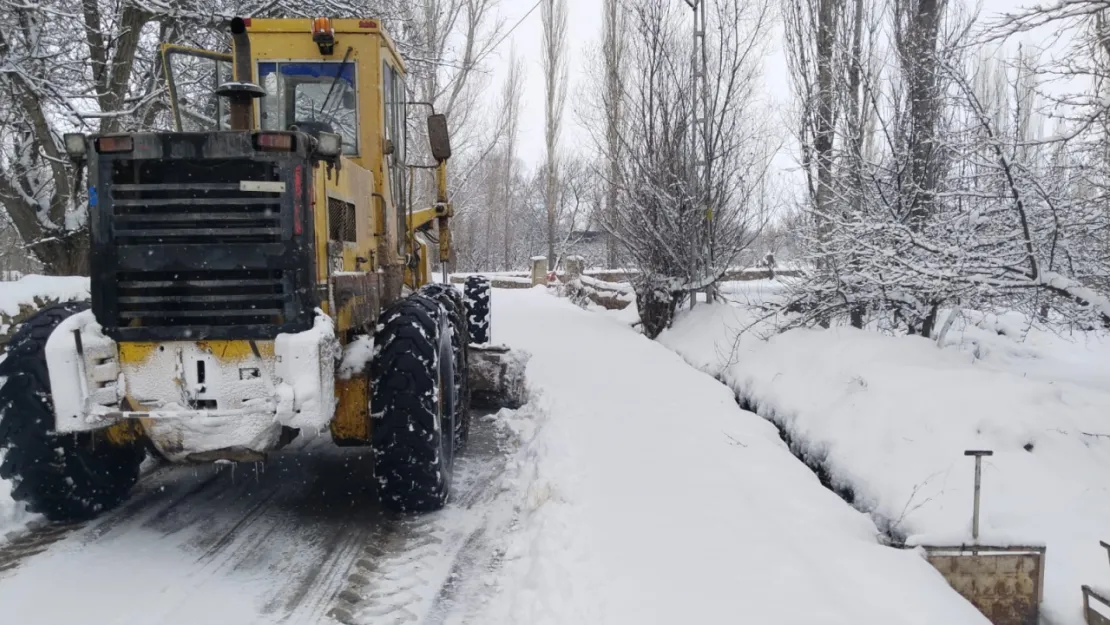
[964,450,993,545]
[682,0,712,306]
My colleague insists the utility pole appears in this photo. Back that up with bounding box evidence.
[683,0,712,307]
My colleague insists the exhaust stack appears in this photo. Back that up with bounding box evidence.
[216,17,265,131]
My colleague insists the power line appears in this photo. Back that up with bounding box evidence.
[440,0,544,94]
[482,0,544,65]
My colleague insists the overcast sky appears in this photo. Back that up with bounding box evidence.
[484,0,602,168]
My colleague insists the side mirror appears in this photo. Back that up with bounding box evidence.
[427,113,452,163]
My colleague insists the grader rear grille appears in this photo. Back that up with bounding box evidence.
[115,270,289,328]
[90,139,318,342]
[109,159,282,246]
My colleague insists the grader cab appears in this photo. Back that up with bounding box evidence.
[0,16,526,522]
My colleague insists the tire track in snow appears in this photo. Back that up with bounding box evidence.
[0,412,517,625]
[325,411,515,625]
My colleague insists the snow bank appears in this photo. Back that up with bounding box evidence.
[660,299,1110,625]
[477,287,989,625]
[0,275,89,317]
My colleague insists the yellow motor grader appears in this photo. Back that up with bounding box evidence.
[0,16,525,521]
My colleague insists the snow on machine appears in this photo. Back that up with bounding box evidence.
[0,16,528,522]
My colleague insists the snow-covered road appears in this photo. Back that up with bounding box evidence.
[0,414,512,625]
[1,284,994,624]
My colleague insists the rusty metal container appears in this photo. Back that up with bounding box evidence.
[921,450,1045,625]
[924,545,1045,625]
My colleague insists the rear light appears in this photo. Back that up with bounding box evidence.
[95,135,133,153]
[254,132,294,151]
[293,165,304,235]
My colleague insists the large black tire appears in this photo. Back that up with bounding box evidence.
[0,303,144,522]
[463,276,491,345]
[418,283,471,448]
[371,294,456,512]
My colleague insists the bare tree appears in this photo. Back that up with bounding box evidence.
[541,0,569,268]
[584,0,774,338]
[499,47,525,270]
[602,0,624,269]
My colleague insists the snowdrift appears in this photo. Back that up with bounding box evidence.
[659,283,1110,625]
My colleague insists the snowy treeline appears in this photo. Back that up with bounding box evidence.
[779,0,1110,334]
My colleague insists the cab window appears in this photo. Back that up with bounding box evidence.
[383,61,407,255]
[258,61,359,155]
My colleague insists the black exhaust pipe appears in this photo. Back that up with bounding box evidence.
[218,17,264,131]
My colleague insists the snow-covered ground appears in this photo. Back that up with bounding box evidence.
[658,280,1110,625]
[10,274,1097,624]
[0,275,89,318]
[471,287,988,624]
[1,278,994,624]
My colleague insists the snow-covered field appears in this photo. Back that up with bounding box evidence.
[658,280,1110,625]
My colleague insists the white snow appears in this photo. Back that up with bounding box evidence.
[337,335,374,380]
[474,286,989,625]
[0,449,35,542]
[658,280,1110,625]
[0,275,88,329]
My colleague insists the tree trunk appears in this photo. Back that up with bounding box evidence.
[36,232,90,277]
[636,284,678,339]
[902,0,944,229]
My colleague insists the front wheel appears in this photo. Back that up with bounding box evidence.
[0,303,144,522]
[371,294,456,512]
[419,283,470,448]
[463,276,491,345]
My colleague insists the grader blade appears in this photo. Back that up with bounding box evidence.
[468,344,530,409]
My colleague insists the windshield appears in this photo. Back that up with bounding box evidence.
[258,61,358,155]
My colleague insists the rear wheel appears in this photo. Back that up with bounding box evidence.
[418,283,470,448]
[463,276,491,345]
[0,303,144,522]
[371,294,456,512]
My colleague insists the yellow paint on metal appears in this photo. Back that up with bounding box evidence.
[331,377,371,443]
[117,340,274,365]
[117,342,158,365]
[101,420,144,445]
[237,20,405,305]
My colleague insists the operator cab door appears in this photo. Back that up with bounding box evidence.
[160,45,234,132]
[381,59,407,264]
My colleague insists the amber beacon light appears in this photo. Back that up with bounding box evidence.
[312,17,336,54]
